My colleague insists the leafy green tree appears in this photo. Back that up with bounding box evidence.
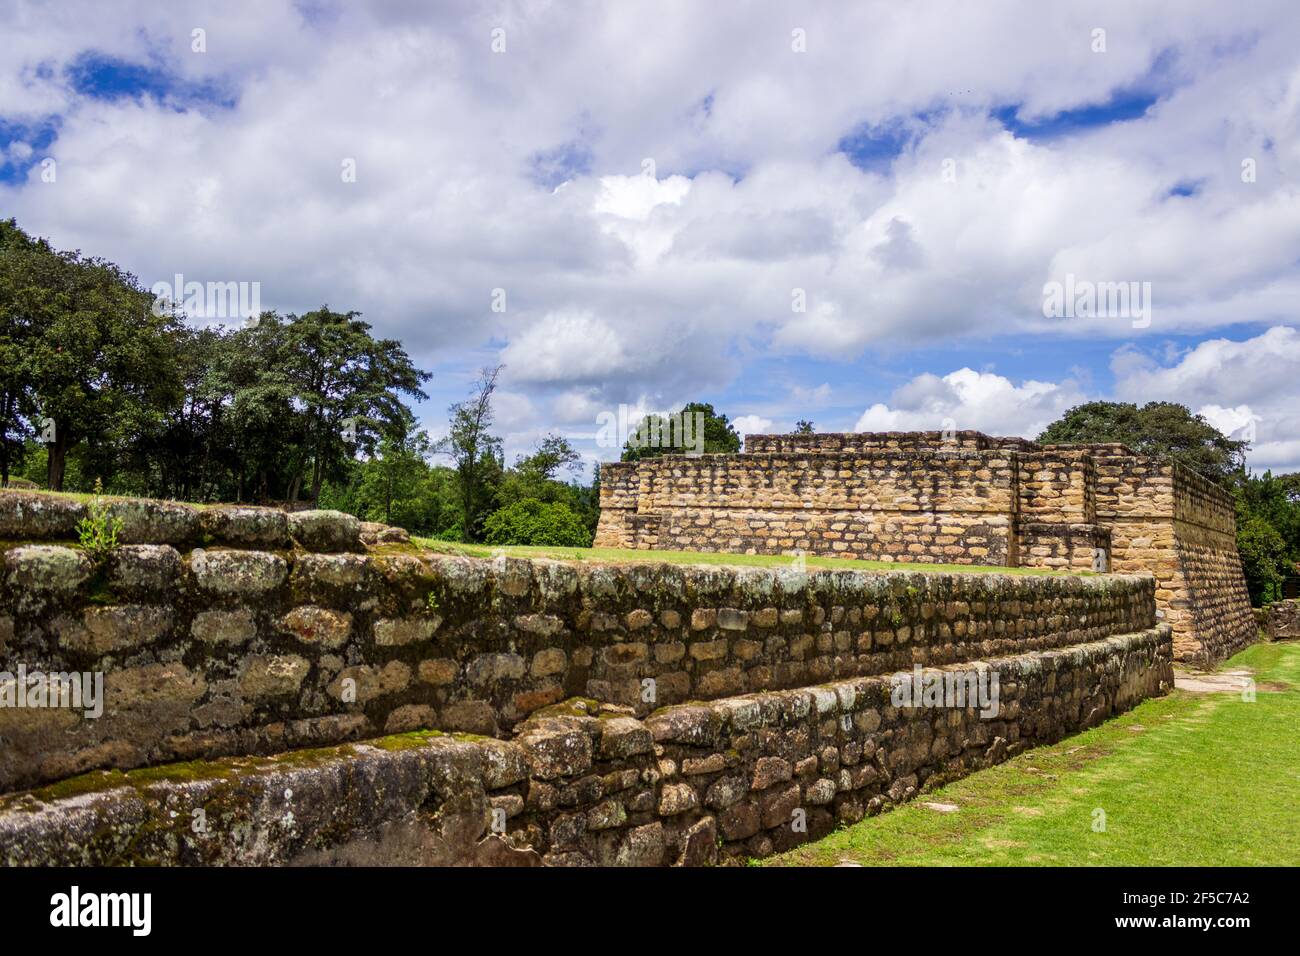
[621,401,741,461]
[30,248,184,491]
[438,365,504,541]
[794,419,815,434]
[281,307,430,502]
[516,433,581,480]
[355,419,432,526]
[1036,401,1247,483]
[483,498,592,547]
[1237,514,1290,606]
[0,220,43,484]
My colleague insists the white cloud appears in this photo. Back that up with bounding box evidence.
[1112,325,1300,473]
[731,414,774,438]
[854,368,1087,439]
[2,0,1299,456]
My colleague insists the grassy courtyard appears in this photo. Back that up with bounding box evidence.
[767,640,1300,867]
[412,538,1067,576]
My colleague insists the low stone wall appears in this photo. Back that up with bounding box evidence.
[0,528,1156,793]
[0,626,1173,866]
[1265,599,1300,640]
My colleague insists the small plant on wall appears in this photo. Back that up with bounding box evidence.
[77,478,123,563]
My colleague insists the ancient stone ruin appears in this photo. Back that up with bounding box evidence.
[597,430,1255,666]
[0,487,1181,866]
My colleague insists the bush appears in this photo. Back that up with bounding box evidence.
[76,478,123,563]
[483,499,591,547]
[1237,515,1290,606]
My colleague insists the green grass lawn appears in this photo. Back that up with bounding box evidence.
[767,641,1300,866]
[411,538,1068,576]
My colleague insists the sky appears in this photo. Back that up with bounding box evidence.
[1,0,1298,477]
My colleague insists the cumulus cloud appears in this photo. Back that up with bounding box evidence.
[2,0,1298,462]
[731,414,774,438]
[854,368,1087,438]
[1112,325,1300,473]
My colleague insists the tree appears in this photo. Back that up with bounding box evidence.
[1235,470,1300,605]
[355,416,432,526]
[281,307,430,502]
[438,365,504,541]
[0,220,42,485]
[483,498,592,547]
[621,401,741,461]
[1036,401,1247,483]
[1237,514,1290,606]
[794,419,815,434]
[25,246,185,491]
[516,434,581,480]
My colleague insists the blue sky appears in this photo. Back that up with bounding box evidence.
[2,1,1298,473]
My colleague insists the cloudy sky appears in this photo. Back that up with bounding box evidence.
[2,0,1298,475]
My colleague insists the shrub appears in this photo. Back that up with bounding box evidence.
[1237,514,1289,606]
[483,499,591,547]
[76,478,124,563]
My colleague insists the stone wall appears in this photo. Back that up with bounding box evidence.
[0,627,1172,867]
[597,431,1256,665]
[0,491,1157,794]
[1265,599,1300,640]
[0,487,1180,865]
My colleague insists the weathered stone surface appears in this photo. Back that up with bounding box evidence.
[239,654,311,701]
[190,548,287,596]
[587,798,626,831]
[417,658,460,686]
[373,616,440,647]
[327,662,411,703]
[56,605,171,656]
[598,716,654,759]
[0,733,541,867]
[293,552,371,589]
[466,653,526,684]
[279,606,351,648]
[705,774,749,810]
[107,499,199,545]
[676,816,718,867]
[287,509,363,552]
[615,822,665,866]
[191,608,258,646]
[0,619,1173,866]
[752,756,793,790]
[4,545,93,602]
[514,613,565,637]
[645,706,723,747]
[0,491,84,539]
[657,782,698,816]
[200,506,291,548]
[519,723,592,780]
[108,545,181,596]
[439,700,499,736]
[531,647,566,677]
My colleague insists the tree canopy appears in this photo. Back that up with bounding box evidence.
[1036,400,1247,482]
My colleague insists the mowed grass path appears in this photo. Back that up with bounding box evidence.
[768,641,1300,866]
[413,539,1066,576]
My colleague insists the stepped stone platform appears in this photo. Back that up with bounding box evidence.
[597,430,1257,666]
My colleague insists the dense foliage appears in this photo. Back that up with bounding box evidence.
[1036,400,1247,482]
[1038,401,1299,605]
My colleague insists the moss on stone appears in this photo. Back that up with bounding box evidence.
[368,729,447,751]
